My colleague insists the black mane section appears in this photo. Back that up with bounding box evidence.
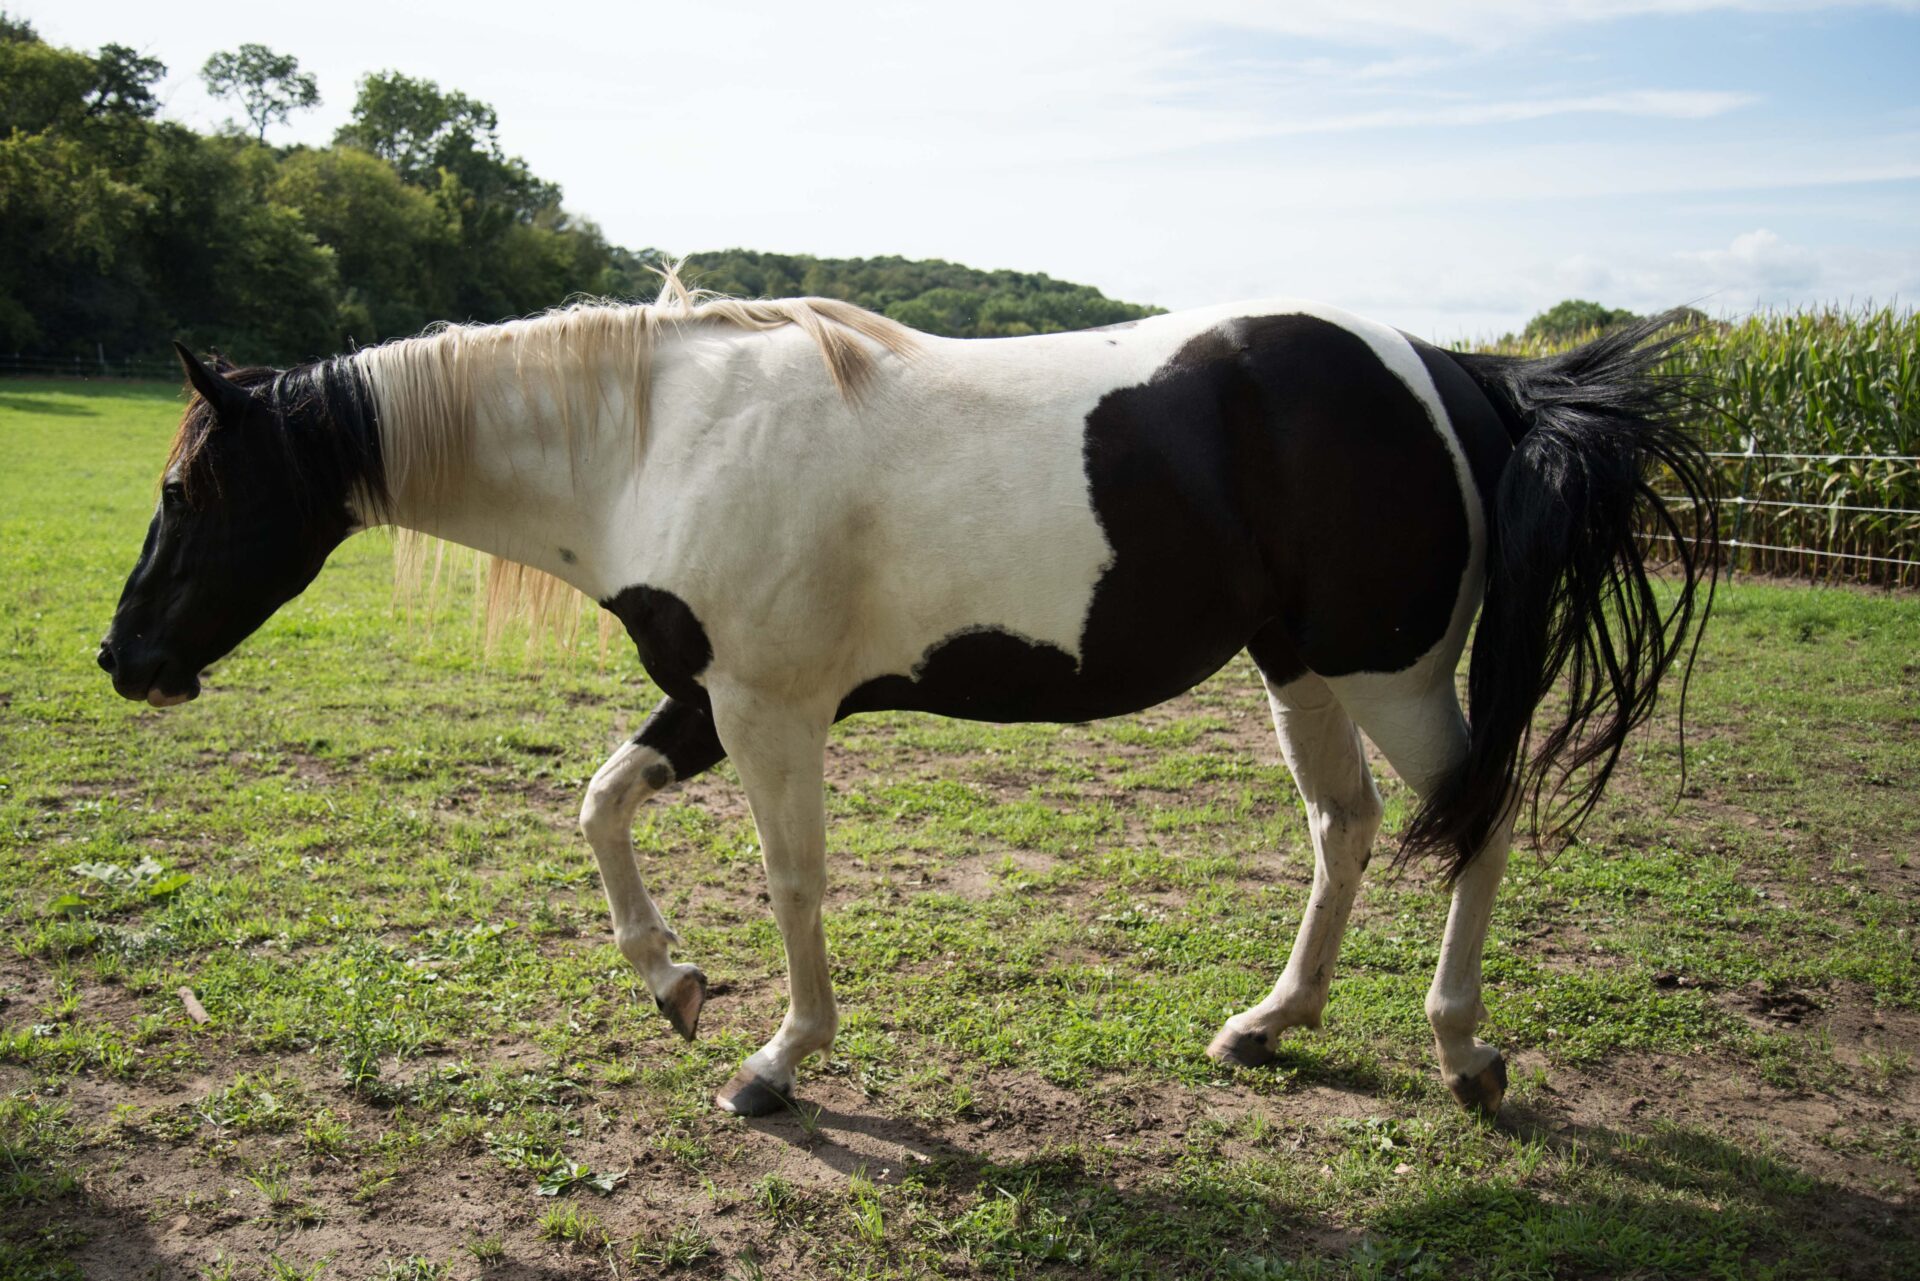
[168,357,385,520]
[262,357,388,521]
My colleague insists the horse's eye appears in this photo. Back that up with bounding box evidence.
[162,481,186,505]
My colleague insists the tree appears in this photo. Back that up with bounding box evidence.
[0,24,155,350]
[1523,299,1639,343]
[335,72,557,220]
[87,43,163,122]
[270,146,455,340]
[138,129,341,361]
[673,249,1159,337]
[201,43,319,141]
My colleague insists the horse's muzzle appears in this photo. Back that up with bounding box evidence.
[98,639,200,707]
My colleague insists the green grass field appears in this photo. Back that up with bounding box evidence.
[2,379,1916,1280]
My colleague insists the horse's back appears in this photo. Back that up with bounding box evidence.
[631,302,1511,720]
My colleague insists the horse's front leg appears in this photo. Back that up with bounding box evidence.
[579,696,725,1039]
[705,688,836,1117]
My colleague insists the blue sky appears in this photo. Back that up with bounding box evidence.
[40,1,1920,337]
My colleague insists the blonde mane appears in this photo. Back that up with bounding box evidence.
[357,262,919,652]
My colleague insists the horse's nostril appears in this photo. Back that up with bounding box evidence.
[97,643,117,674]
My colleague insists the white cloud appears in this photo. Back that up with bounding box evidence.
[1155,1,1920,48]
[28,0,1920,340]
[1593,229,1919,311]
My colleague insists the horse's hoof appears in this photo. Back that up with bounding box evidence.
[656,969,706,1042]
[1207,1026,1276,1069]
[1446,1053,1508,1118]
[715,1067,792,1117]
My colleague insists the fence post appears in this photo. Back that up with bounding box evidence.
[1727,435,1757,581]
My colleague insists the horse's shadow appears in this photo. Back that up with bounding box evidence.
[743,1077,1914,1278]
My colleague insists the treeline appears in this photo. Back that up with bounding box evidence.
[676,250,1161,338]
[0,19,1155,365]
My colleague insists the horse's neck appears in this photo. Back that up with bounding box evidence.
[375,354,648,599]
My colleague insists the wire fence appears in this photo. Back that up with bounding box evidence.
[1653,449,1920,588]
[1,352,181,380]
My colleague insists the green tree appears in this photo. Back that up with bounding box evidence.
[201,43,319,141]
[271,145,455,341]
[87,43,164,122]
[673,250,1159,337]
[0,27,100,135]
[138,129,341,361]
[332,72,598,324]
[1523,299,1640,343]
[335,71,556,219]
[0,130,147,348]
[0,26,158,350]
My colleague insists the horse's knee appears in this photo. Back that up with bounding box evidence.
[577,779,627,846]
[579,745,672,845]
[1312,786,1382,853]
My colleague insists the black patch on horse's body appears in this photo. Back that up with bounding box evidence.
[631,695,726,783]
[1209,316,1476,679]
[836,628,1083,721]
[1407,336,1515,535]
[601,585,715,711]
[608,314,1501,727]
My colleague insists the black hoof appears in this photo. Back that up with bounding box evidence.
[715,1068,792,1117]
[1207,1027,1276,1069]
[656,969,707,1042]
[1447,1053,1508,1118]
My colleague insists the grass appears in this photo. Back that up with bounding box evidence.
[1,378,1916,1277]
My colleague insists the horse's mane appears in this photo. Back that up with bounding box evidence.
[356,263,918,650]
[355,262,918,511]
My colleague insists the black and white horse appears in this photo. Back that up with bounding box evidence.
[100,278,1714,1118]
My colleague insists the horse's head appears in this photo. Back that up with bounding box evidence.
[99,345,382,707]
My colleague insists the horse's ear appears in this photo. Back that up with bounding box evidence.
[173,341,247,421]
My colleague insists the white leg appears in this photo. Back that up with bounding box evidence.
[1328,669,1514,1115]
[1210,673,1382,1066]
[578,696,723,1039]
[705,689,837,1116]
[1426,829,1511,1113]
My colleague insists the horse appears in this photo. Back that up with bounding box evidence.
[99,275,1715,1118]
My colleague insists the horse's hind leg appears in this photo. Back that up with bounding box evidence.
[1209,671,1383,1067]
[579,695,726,1041]
[1326,670,1513,1116]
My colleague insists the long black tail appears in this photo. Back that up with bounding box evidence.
[1403,312,1720,882]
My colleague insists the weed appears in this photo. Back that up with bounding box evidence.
[537,1201,607,1250]
[629,1224,715,1270]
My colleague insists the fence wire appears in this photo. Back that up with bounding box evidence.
[1660,449,1919,586]
[1705,450,1920,462]
[2,353,180,379]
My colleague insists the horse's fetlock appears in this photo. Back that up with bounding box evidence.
[615,922,671,964]
[1425,991,1482,1037]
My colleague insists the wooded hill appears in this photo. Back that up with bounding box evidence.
[0,18,1157,365]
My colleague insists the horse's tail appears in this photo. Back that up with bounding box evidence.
[1402,312,1720,882]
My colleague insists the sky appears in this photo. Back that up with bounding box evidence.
[35,1,1920,338]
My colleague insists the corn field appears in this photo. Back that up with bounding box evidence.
[1477,307,1920,587]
